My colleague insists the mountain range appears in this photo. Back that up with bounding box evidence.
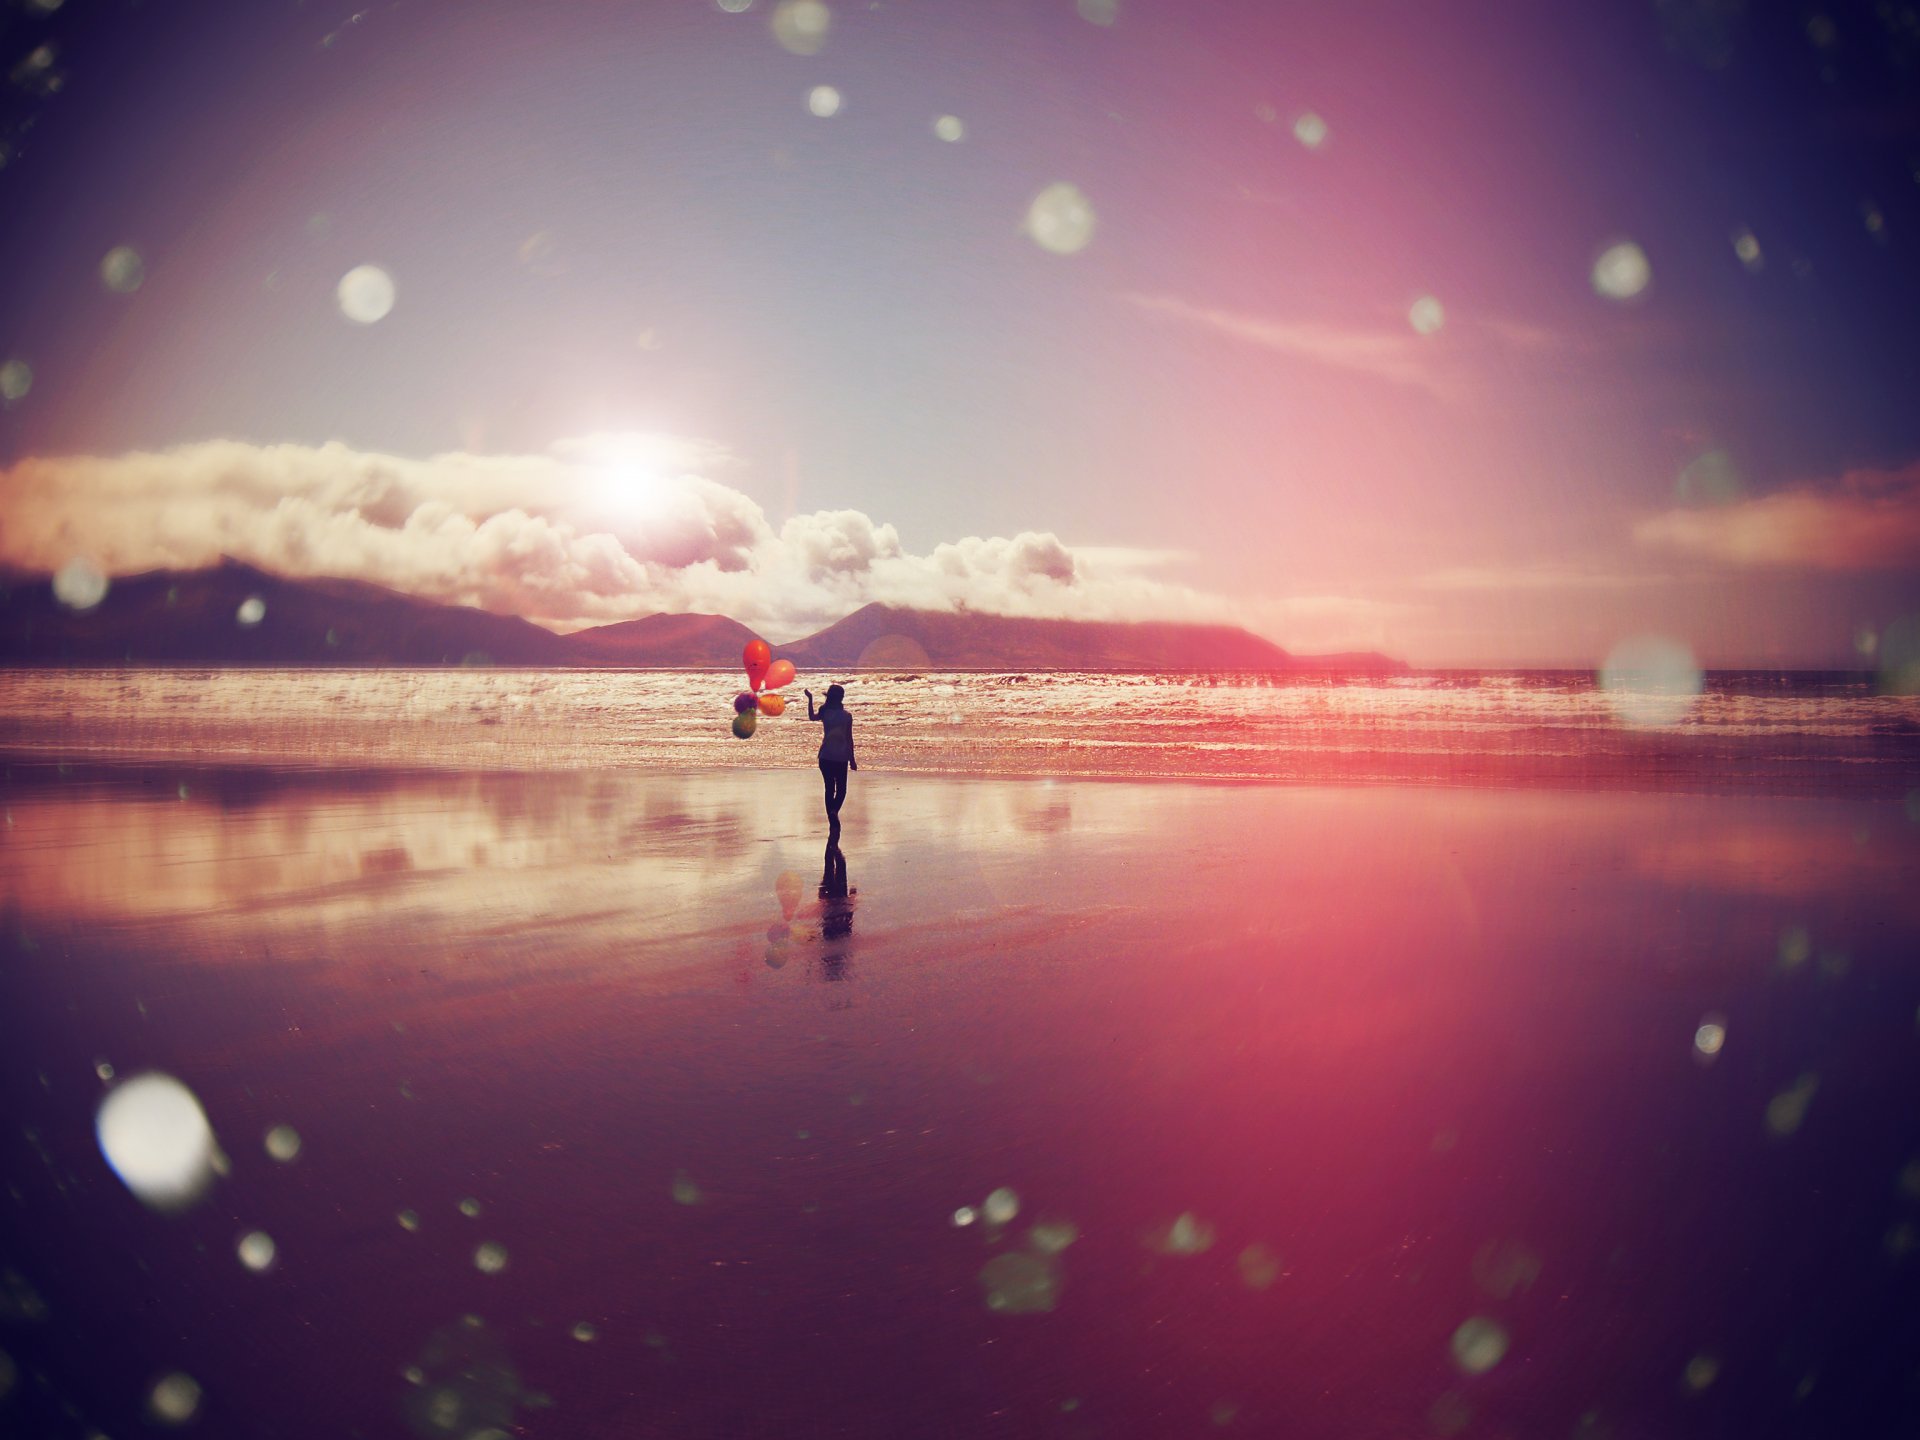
[0,560,1405,671]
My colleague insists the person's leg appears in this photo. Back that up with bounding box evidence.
[819,760,836,822]
[826,763,847,817]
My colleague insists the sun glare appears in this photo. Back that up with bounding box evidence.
[591,463,665,519]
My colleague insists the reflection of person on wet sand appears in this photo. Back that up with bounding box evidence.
[805,684,857,836]
[820,838,854,933]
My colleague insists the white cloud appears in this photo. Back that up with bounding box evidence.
[1415,561,1664,591]
[1634,462,1920,571]
[0,435,1262,640]
[1127,293,1457,398]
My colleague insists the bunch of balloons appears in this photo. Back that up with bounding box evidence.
[732,639,798,738]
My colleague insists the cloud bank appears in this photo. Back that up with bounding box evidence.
[1634,461,1920,571]
[0,435,1249,639]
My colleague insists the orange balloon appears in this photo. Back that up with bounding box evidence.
[743,639,772,691]
[764,658,797,691]
[757,692,786,716]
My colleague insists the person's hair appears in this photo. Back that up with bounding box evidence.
[825,684,845,707]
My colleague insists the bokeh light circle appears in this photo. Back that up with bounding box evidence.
[237,596,267,627]
[264,1122,300,1159]
[337,264,396,324]
[237,1230,277,1272]
[934,114,965,142]
[771,0,830,54]
[96,1072,217,1212]
[1693,1016,1727,1060]
[808,84,841,117]
[1076,0,1118,23]
[1875,616,1920,693]
[1293,113,1329,149]
[1591,239,1651,301]
[54,557,109,611]
[1598,635,1702,728]
[1678,450,1741,505]
[1408,295,1445,335]
[101,246,145,293]
[1025,182,1096,255]
[0,358,30,401]
[149,1372,201,1425]
[1451,1317,1509,1374]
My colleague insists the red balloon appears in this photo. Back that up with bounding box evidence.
[764,658,797,691]
[743,639,772,691]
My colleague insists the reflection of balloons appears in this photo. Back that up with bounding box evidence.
[734,691,758,715]
[775,870,804,918]
[731,710,758,739]
[758,693,786,716]
[764,658,797,691]
[743,640,772,690]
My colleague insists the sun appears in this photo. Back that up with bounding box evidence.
[591,461,667,520]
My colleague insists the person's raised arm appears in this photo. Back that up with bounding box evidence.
[805,688,817,720]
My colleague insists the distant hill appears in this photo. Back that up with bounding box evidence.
[561,612,762,666]
[779,602,1405,672]
[0,564,1405,671]
[0,559,565,666]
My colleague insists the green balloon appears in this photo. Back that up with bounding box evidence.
[731,709,758,739]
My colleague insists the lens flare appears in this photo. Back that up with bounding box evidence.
[771,0,830,54]
[54,557,109,611]
[1025,183,1096,255]
[101,246,145,293]
[1678,450,1741,505]
[1591,240,1651,300]
[1598,636,1701,728]
[1693,1014,1727,1063]
[96,1073,217,1212]
[149,1372,201,1425]
[1408,295,1445,335]
[337,264,396,324]
[1451,1317,1509,1374]
[237,1230,277,1272]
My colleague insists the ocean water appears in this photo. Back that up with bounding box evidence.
[3,667,1917,790]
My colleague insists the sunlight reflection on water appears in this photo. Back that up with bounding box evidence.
[2,669,1915,789]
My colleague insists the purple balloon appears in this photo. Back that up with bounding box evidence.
[734,691,757,714]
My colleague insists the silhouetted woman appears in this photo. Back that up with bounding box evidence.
[805,684,856,834]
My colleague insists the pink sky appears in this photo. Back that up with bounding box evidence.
[1,0,1916,664]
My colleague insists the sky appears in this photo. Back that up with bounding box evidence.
[1,0,1918,665]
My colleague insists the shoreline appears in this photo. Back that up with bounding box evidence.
[5,746,1919,800]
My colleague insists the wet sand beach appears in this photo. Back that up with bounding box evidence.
[3,762,1918,1437]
